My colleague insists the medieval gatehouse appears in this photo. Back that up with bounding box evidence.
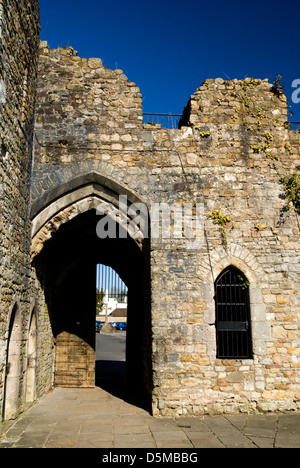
[1,0,300,420]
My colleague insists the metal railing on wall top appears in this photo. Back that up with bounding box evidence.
[143,113,182,129]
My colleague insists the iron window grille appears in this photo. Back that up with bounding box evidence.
[214,266,253,359]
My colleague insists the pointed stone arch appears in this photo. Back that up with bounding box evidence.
[200,244,270,361]
[31,171,148,260]
[30,165,146,220]
[30,173,152,409]
[3,300,23,420]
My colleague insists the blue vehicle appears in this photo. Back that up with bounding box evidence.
[95,321,104,332]
[116,322,127,331]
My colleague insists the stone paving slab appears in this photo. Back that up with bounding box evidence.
[0,387,300,449]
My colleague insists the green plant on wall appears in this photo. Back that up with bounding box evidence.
[279,167,300,211]
[238,75,300,213]
[272,74,285,97]
[237,274,250,290]
[207,209,231,249]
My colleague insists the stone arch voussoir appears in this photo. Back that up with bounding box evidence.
[202,243,265,286]
[31,174,148,260]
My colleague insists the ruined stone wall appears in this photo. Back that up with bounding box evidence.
[32,43,300,416]
[0,0,50,420]
[33,42,142,168]
[151,79,300,415]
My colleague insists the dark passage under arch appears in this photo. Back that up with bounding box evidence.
[32,209,152,411]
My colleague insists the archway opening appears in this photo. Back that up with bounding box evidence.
[32,208,152,410]
[95,264,128,397]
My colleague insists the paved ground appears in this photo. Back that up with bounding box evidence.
[1,333,299,449]
[0,385,300,449]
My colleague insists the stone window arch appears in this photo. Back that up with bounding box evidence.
[214,265,253,359]
[202,246,271,364]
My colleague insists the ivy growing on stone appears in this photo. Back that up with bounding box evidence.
[207,209,232,249]
[279,168,300,211]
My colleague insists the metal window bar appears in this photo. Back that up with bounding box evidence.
[143,113,182,129]
[96,264,128,302]
[214,266,253,359]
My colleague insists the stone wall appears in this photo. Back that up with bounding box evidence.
[150,79,300,415]
[0,0,48,420]
[31,42,300,417]
[33,42,142,168]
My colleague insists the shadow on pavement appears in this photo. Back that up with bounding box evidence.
[95,360,126,400]
[95,360,149,412]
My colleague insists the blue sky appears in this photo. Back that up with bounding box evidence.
[39,0,300,121]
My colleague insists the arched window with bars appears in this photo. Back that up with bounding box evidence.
[214,266,253,359]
